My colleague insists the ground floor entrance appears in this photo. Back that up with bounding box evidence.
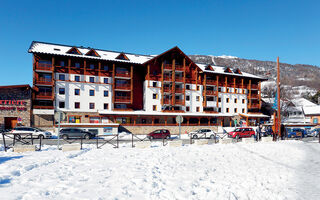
[4,117,17,129]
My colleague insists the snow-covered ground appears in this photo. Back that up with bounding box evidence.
[0,141,319,200]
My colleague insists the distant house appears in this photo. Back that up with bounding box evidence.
[285,98,320,125]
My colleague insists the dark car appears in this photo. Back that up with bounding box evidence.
[148,129,170,140]
[287,128,306,138]
[59,128,96,140]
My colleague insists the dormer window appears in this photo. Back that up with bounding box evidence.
[224,67,232,73]
[205,65,214,71]
[66,47,82,55]
[85,49,100,57]
[116,53,129,61]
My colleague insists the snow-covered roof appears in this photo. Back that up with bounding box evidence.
[239,113,270,118]
[303,106,320,115]
[196,63,266,80]
[291,98,317,107]
[28,41,154,64]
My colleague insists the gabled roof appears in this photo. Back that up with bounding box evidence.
[66,47,82,55]
[85,49,100,57]
[224,67,232,73]
[116,53,129,61]
[234,68,242,74]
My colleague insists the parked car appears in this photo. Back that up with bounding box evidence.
[148,129,170,140]
[287,128,306,138]
[228,127,255,139]
[307,128,320,137]
[10,127,52,139]
[59,128,96,139]
[188,129,216,139]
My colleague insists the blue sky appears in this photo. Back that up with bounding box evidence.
[0,0,319,85]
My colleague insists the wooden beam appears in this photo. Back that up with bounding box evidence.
[233,78,236,93]
[68,58,71,73]
[216,75,219,108]
[203,73,207,107]
[249,79,252,108]
[241,78,244,94]
[147,64,150,87]
[161,61,164,106]
[172,59,175,106]
[112,63,115,109]
[259,81,262,109]
[98,61,101,77]
[131,65,133,104]
[225,76,227,93]
[183,58,186,106]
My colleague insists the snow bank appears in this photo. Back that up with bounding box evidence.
[0,141,319,199]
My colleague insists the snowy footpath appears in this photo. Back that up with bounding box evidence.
[0,141,319,200]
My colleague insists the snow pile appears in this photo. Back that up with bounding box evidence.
[0,141,319,199]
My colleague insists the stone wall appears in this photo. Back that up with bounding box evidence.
[0,86,32,129]
[121,125,220,135]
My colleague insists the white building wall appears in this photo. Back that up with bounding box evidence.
[143,80,162,112]
[219,93,247,114]
[55,73,112,112]
[185,84,203,112]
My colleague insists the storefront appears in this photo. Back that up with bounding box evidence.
[0,85,32,130]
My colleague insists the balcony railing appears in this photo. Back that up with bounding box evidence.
[163,76,172,81]
[33,105,54,109]
[206,90,217,95]
[175,99,184,105]
[251,85,259,90]
[36,92,53,99]
[163,99,171,104]
[164,64,173,70]
[115,97,131,103]
[175,88,183,93]
[206,80,216,85]
[175,65,184,71]
[36,63,52,71]
[115,84,131,90]
[249,94,259,99]
[163,87,172,93]
[248,104,260,109]
[36,78,52,85]
[115,71,130,78]
[175,76,183,82]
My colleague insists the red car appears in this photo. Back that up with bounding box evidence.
[228,127,255,139]
[148,129,170,140]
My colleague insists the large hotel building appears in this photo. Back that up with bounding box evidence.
[29,41,268,134]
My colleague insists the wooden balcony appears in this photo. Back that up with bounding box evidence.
[248,104,260,109]
[206,80,216,85]
[175,76,183,82]
[175,99,184,105]
[36,92,53,100]
[35,78,53,85]
[206,90,217,96]
[249,94,259,99]
[175,65,184,71]
[163,75,172,81]
[175,88,183,93]
[163,99,171,104]
[251,85,259,90]
[115,71,130,78]
[33,105,54,109]
[163,87,172,93]
[36,63,52,71]
[115,84,131,90]
[164,64,173,70]
[115,97,131,103]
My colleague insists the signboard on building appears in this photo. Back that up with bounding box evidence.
[103,127,113,135]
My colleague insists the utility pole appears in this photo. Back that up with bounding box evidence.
[277,57,281,138]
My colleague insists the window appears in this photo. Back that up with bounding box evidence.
[103,78,108,84]
[59,101,65,108]
[75,62,80,68]
[153,105,157,111]
[242,108,245,113]
[234,108,237,113]
[69,116,81,123]
[89,64,95,69]
[152,82,157,87]
[218,98,221,102]
[58,74,65,81]
[196,107,200,112]
[89,77,95,83]
[226,98,229,103]
[59,88,65,95]
[89,90,95,96]
[103,65,109,71]
[218,108,221,112]
[227,88,230,93]
[186,85,191,90]
[218,87,221,92]
[75,75,80,82]
[242,99,245,104]
[60,61,65,67]
[153,94,157,99]
[186,106,190,112]
[226,108,229,113]
[89,103,95,109]
[235,89,238,93]
[75,102,80,109]
[186,96,190,101]
[197,86,200,91]
[234,98,237,103]
[104,103,109,110]
[196,96,200,101]
[74,89,80,95]
[104,90,109,97]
